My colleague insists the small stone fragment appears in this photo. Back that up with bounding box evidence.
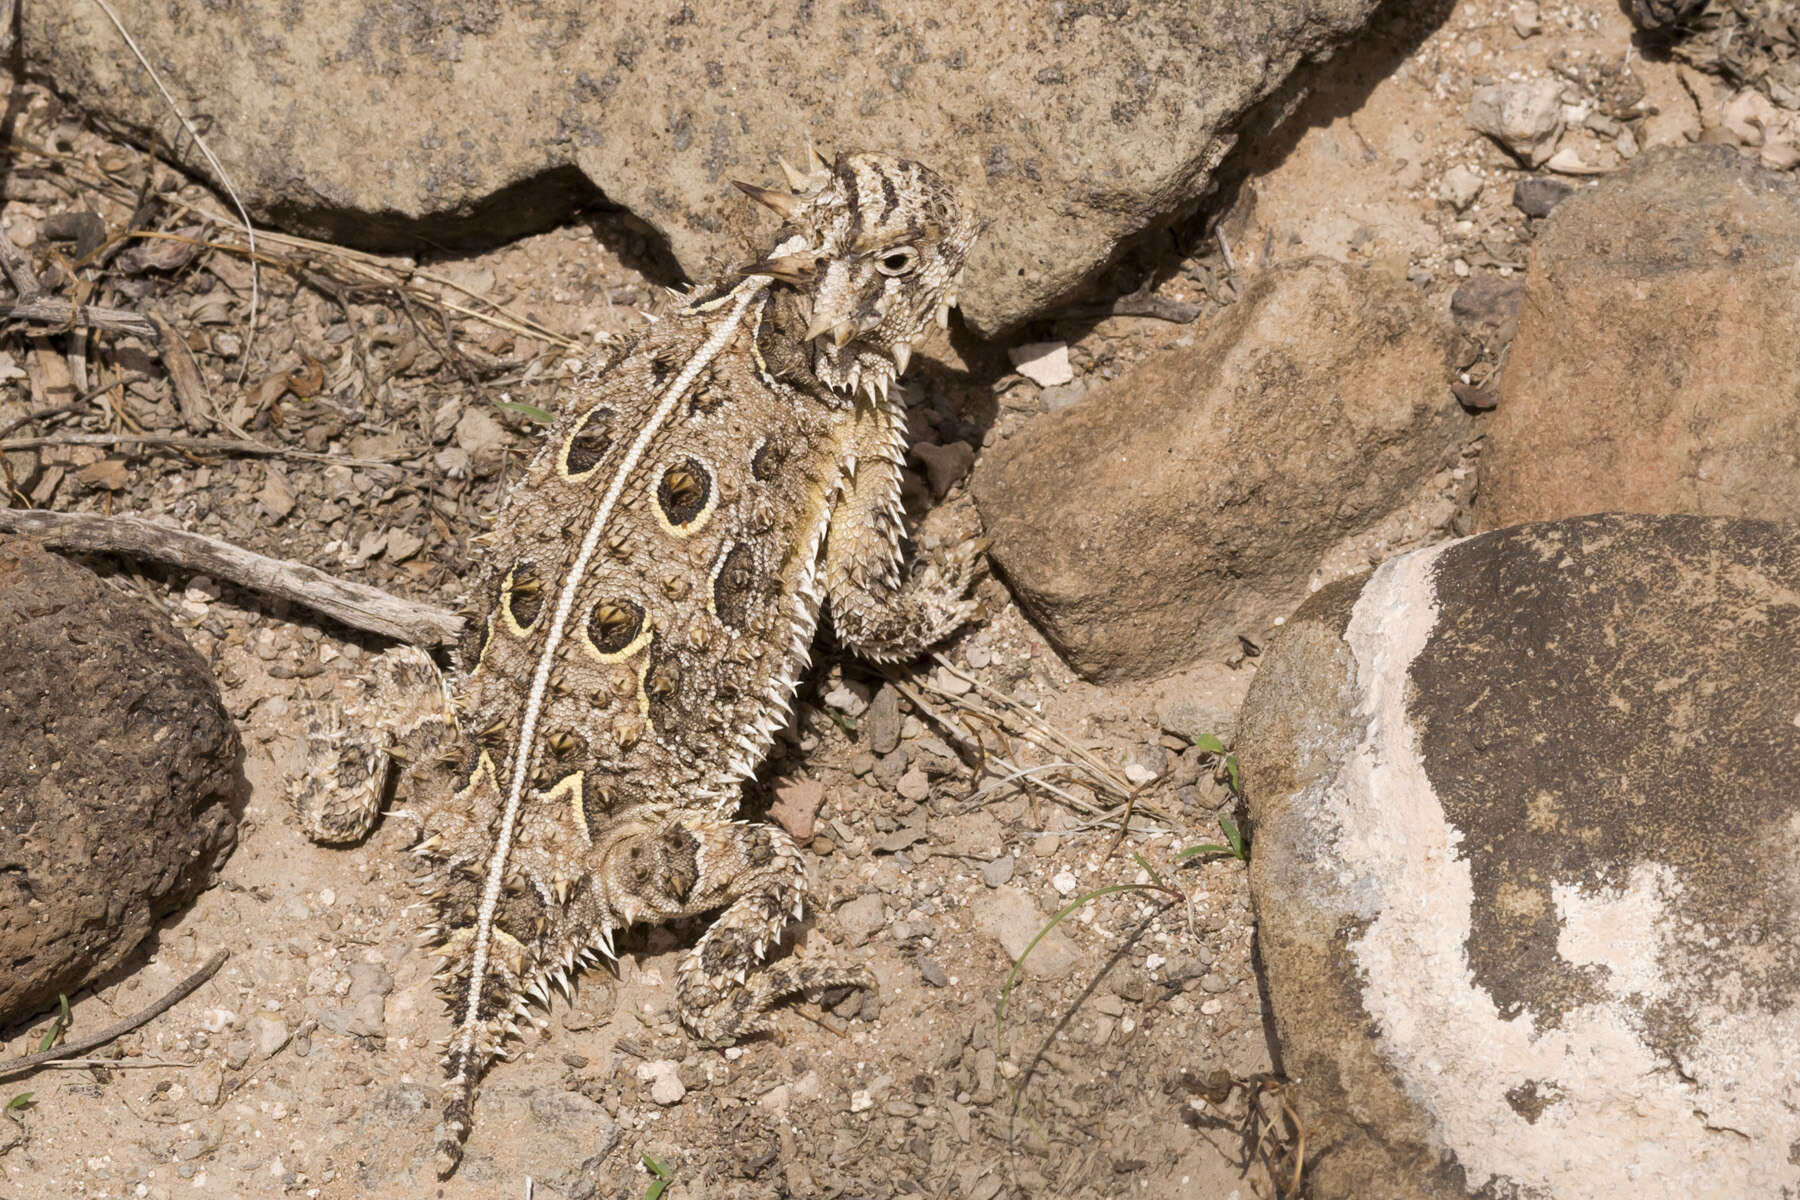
[344,992,386,1038]
[1159,701,1235,748]
[982,854,1015,888]
[1008,341,1073,388]
[1763,140,1800,172]
[865,686,903,755]
[637,1060,686,1106]
[896,768,931,803]
[192,1060,223,1107]
[1467,77,1565,166]
[1041,380,1087,412]
[454,407,510,477]
[769,778,826,844]
[836,894,888,947]
[918,958,950,988]
[250,1015,288,1059]
[1512,177,1574,218]
[911,440,975,499]
[1544,147,1608,176]
[1441,164,1484,212]
[972,886,1081,979]
[1051,869,1080,897]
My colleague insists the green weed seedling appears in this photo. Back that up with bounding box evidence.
[1177,735,1248,862]
[4,1092,32,1114]
[41,995,71,1051]
[642,1153,675,1200]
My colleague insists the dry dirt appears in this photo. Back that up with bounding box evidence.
[0,1,1781,1197]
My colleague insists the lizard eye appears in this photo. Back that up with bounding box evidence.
[875,246,917,277]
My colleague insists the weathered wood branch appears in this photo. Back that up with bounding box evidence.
[0,508,464,647]
[0,296,160,340]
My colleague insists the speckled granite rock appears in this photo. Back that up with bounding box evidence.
[0,534,243,1025]
[1478,146,1800,529]
[974,260,1467,681]
[1238,514,1800,1199]
[24,0,1384,335]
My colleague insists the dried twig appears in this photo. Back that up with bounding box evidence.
[0,431,404,466]
[0,296,158,339]
[0,950,229,1082]
[0,402,86,441]
[0,219,42,297]
[145,309,215,433]
[0,508,463,646]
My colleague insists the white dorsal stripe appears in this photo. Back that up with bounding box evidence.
[449,278,769,1072]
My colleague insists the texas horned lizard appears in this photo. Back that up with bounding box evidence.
[292,150,981,1175]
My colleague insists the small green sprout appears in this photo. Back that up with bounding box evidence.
[642,1153,675,1200]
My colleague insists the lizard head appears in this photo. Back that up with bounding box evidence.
[737,148,979,402]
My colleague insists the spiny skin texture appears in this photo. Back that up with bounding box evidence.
[297,152,981,1177]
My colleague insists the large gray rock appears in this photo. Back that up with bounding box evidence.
[972,260,1468,681]
[0,535,242,1025]
[26,0,1383,335]
[1477,146,1800,530]
[1238,514,1800,1200]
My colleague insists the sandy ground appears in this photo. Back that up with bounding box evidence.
[0,0,1771,1195]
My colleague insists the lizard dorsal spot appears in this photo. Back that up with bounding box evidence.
[461,614,493,671]
[501,561,545,634]
[562,405,617,479]
[709,542,761,629]
[582,598,649,662]
[750,436,790,482]
[655,457,717,535]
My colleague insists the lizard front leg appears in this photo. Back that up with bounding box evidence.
[823,417,984,663]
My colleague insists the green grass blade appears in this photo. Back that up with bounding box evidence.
[493,399,555,423]
[1219,814,1246,859]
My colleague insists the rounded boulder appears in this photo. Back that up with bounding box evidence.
[1238,514,1800,1199]
[0,534,243,1025]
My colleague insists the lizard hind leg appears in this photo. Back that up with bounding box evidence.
[605,816,874,1044]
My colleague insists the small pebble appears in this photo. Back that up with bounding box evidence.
[250,1015,287,1059]
[638,1060,686,1106]
[1051,870,1080,897]
[918,959,950,988]
[981,854,1015,888]
[1008,341,1073,387]
[896,768,931,803]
